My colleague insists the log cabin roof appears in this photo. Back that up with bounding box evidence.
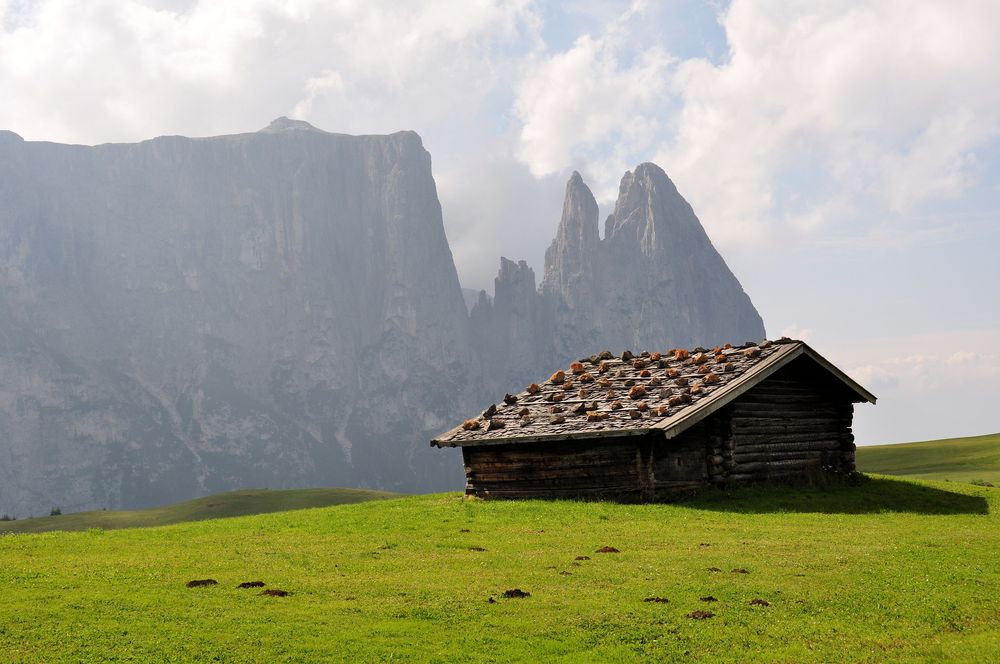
[431,339,875,448]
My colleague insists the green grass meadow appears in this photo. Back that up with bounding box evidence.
[2,476,998,662]
[857,432,1000,485]
[0,488,399,535]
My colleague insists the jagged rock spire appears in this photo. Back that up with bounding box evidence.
[542,171,599,303]
[604,162,707,256]
[537,161,765,355]
[471,257,551,395]
[599,162,765,349]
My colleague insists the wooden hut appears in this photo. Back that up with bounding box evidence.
[431,339,875,500]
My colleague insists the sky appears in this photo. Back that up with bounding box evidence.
[1,0,998,446]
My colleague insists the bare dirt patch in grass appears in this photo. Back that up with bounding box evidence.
[503,589,530,599]
[260,589,289,597]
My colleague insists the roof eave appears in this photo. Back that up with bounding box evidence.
[651,342,801,440]
[798,343,878,404]
[652,341,876,441]
[431,426,652,448]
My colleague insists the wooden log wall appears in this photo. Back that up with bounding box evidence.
[463,440,646,499]
[708,357,857,485]
[463,432,711,500]
[652,420,715,493]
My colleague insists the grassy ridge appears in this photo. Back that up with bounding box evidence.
[0,488,399,534]
[1,477,997,662]
[857,432,1000,485]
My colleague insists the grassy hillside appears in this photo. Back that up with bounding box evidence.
[1,477,997,662]
[0,487,399,534]
[857,432,1000,485]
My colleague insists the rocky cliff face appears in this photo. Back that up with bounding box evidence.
[0,118,469,516]
[469,257,554,395]
[476,163,765,390]
[548,162,765,353]
[0,120,764,517]
[543,172,600,307]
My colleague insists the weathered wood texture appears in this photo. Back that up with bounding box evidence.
[463,440,642,499]
[714,355,857,485]
[462,353,861,500]
[650,421,710,492]
[463,432,708,500]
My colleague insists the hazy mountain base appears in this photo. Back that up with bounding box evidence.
[0,121,470,515]
[0,120,763,516]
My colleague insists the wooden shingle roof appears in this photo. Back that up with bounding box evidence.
[431,339,875,448]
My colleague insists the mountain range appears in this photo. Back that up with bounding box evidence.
[0,118,763,516]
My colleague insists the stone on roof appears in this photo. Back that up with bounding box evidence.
[431,338,875,448]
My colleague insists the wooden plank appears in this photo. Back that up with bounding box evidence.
[733,390,850,402]
[730,416,848,427]
[734,440,843,454]
[470,482,641,494]
[732,459,824,473]
[731,428,844,438]
[733,450,830,463]
[469,474,642,486]
[468,461,632,474]
[736,393,850,403]
[724,470,804,482]
[731,423,845,435]
[731,429,845,440]
[731,402,846,413]
[469,469,641,482]
[467,453,637,467]
[651,482,706,491]
[470,481,641,492]
[468,456,637,471]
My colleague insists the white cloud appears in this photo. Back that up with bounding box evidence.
[291,69,343,120]
[0,0,539,143]
[834,329,1000,444]
[947,351,976,365]
[513,2,673,198]
[511,1,1000,246]
[659,0,1000,244]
